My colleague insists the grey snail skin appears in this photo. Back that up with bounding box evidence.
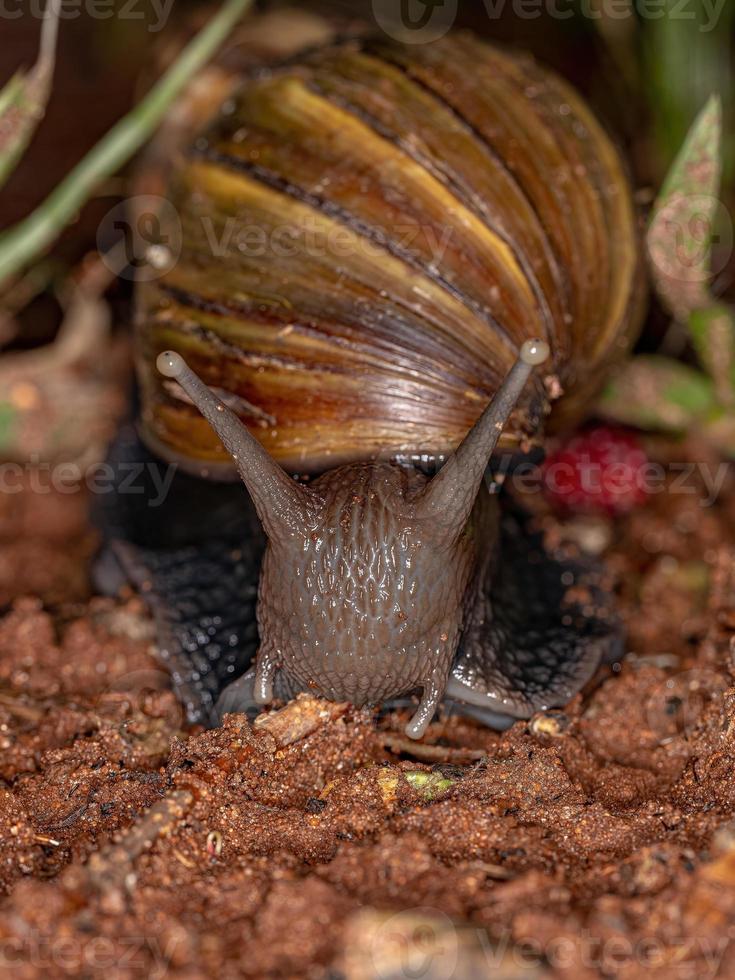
[157,341,558,740]
[101,30,643,738]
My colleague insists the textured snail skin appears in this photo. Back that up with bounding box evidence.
[156,343,554,738]
[257,461,488,738]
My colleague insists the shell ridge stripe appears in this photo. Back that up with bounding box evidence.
[165,283,488,387]
[302,75,556,346]
[255,74,541,339]
[161,315,343,377]
[158,266,501,384]
[160,230,506,383]
[156,320,277,424]
[155,283,480,395]
[545,70,639,364]
[450,37,609,342]
[362,41,573,325]
[191,145,518,356]
[182,156,518,370]
[158,281,457,372]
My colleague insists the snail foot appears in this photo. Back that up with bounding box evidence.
[93,425,265,725]
[446,506,620,724]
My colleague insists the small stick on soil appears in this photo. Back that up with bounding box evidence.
[380,733,487,764]
[85,789,193,895]
[45,795,94,832]
[468,860,517,881]
[253,694,349,748]
[0,690,46,724]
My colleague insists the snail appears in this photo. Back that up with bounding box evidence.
[102,31,644,738]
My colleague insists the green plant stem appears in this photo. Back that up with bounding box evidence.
[0,0,61,190]
[0,0,253,288]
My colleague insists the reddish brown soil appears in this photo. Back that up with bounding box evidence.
[1,440,735,979]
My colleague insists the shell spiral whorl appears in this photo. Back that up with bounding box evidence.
[137,32,642,475]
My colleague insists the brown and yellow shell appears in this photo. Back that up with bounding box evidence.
[135,31,644,476]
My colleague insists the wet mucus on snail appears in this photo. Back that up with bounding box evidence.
[111,32,643,738]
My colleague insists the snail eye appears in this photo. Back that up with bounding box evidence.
[520,339,551,367]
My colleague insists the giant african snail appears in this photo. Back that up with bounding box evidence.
[112,31,644,738]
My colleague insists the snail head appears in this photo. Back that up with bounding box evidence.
[157,339,549,737]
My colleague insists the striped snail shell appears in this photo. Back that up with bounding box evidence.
[135,31,643,475]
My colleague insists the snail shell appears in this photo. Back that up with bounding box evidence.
[136,32,643,475]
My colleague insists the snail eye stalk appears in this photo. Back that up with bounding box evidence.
[419,339,550,538]
[157,351,314,538]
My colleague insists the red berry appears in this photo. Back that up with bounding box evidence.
[542,426,649,515]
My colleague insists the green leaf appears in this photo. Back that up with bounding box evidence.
[0,73,25,119]
[0,402,17,450]
[404,770,455,801]
[644,1,734,182]
[688,303,735,406]
[647,95,723,321]
[0,0,254,289]
[701,413,735,459]
[0,0,60,190]
[599,355,716,432]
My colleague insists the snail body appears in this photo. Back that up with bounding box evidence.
[110,30,644,736]
[156,340,548,738]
